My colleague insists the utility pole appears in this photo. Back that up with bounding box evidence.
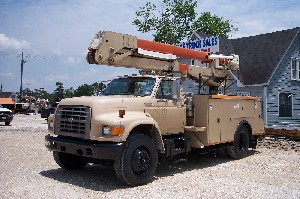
[18,52,30,100]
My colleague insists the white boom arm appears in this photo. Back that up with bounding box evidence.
[86,31,239,90]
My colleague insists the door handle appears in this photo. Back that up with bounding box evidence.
[157,99,168,102]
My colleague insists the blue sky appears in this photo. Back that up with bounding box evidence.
[0,0,299,93]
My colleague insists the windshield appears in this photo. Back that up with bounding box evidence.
[102,77,156,96]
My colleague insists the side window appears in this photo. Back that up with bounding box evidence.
[291,58,300,81]
[156,80,173,100]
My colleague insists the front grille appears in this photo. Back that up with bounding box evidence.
[55,105,91,135]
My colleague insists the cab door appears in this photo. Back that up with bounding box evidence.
[146,79,186,134]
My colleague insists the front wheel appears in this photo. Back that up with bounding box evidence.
[114,133,158,186]
[227,125,250,159]
[53,151,87,170]
[5,121,10,126]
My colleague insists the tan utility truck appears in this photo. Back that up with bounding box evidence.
[45,31,265,186]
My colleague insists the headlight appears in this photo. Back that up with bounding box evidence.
[103,126,111,135]
[102,125,124,137]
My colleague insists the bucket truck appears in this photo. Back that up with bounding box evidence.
[45,31,264,186]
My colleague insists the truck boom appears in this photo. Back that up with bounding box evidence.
[86,31,239,93]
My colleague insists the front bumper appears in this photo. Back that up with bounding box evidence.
[45,135,124,161]
[0,114,13,122]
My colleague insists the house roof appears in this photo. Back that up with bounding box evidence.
[230,27,300,85]
[227,27,300,85]
[0,92,14,98]
[193,27,300,85]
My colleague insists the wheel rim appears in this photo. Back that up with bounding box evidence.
[131,146,151,174]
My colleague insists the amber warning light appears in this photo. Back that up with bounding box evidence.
[119,110,125,118]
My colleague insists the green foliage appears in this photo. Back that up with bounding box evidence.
[53,81,64,100]
[64,87,74,98]
[17,81,107,105]
[133,0,196,44]
[133,0,237,44]
[192,12,238,39]
[74,84,94,97]
[72,82,106,97]
[91,81,106,94]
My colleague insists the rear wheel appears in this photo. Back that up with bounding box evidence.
[53,151,87,170]
[5,121,10,126]
[216,147,228,158]
[227,125,249,159]
[114,133,158,186]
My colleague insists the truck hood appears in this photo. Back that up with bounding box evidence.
[59,96,155,112]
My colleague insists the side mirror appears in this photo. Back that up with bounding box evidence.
[172,81,178,100]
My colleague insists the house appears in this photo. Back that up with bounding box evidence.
[0,92,16,99]
[0,92,16,113]
[181,27,300,129]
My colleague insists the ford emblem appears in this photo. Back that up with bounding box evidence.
[68,117,74,123]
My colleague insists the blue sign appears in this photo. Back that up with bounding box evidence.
[176,36,219,53]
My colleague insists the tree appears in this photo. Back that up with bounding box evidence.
[74,84,93,97]
[91,82,107,96]
[54,82,64,100]
[192,12,238,38]
[133,0,197,44]
[133,0,237,44]
[65,87,75,98]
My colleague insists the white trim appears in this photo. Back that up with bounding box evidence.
[243,83,269,87]
[228,71,244,87]
[263,86,268,126]
[229,71,269,87]
[291,58,300,81]
[267,29,300,85]
[137,48,177,60]
[189,31,202,40]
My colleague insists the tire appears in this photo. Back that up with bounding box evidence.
[53,151,87,170]
[216,147,228,158]
[5,121,10,126]
[114,133,158,186]
[227,124,250,159]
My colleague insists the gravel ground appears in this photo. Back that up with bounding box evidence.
[1,114,300,199]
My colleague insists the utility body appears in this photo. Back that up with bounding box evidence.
[45,31,264,186]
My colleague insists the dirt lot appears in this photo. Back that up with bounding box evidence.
[0,114,300,199]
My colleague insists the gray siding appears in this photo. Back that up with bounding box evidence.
[226,85,264,97]
[226,33,300,129]
[266,33,300,129]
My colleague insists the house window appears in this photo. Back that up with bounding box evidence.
[291,58,300,81]
[279,93,293,117]
[191,59,195,65]
[236,92,251,96]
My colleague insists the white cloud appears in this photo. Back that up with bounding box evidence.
[80,67,101,77]
[53,48,62,55]
[45,74,70,82]
[0,71,15,77]
[0,34,31,51]
[63,57,81,64]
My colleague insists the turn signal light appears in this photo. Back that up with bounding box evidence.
[111,126,124,136]
[119,110,125,118]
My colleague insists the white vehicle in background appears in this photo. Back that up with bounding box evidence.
[0,105,14,125]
